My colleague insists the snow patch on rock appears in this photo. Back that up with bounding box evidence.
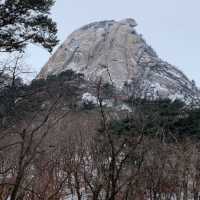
[81,92,98,105]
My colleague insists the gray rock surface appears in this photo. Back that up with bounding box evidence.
[38,18,199,103]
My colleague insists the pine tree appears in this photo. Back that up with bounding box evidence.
[0,0,58,52]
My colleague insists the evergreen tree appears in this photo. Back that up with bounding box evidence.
[0,0,58,52]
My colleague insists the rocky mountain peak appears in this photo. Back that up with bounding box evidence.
[38,18,199,103]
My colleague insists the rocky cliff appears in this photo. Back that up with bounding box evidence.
[38,18,199,103]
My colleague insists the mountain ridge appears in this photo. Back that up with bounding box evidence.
[38,18,200,103]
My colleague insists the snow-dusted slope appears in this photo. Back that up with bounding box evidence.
[38,19,199,102]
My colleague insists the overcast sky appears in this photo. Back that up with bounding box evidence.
[28,0,200,86]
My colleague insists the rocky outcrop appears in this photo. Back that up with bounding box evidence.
[38,18,199,103]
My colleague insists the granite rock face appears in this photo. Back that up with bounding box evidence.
[38,19,199,102]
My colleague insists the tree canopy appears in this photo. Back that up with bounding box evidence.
[0,0,58,52]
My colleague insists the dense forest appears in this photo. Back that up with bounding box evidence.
[1,67,200,200]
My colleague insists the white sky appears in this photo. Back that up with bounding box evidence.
[28,0,200,86]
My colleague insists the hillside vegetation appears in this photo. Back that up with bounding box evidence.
[0,71,200,200]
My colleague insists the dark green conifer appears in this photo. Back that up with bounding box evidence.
[0,0,58,52]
